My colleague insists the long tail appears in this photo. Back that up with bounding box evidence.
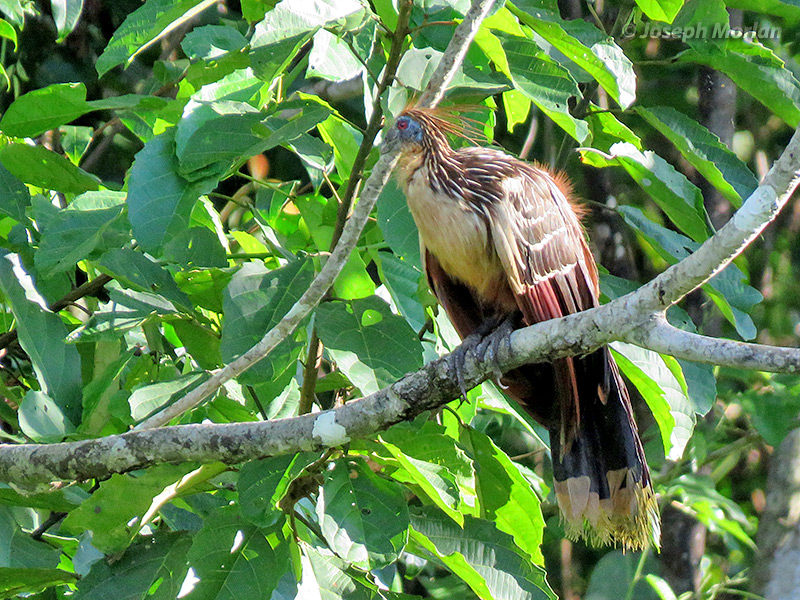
[548,349,660,551]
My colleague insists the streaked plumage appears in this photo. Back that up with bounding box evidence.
[384,107,660,550]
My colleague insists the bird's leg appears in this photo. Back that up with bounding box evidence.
[475,313,516,382]
[450,313,516,403]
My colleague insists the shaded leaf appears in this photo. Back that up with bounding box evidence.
[410,506,555,600]
[315,296,423,395]
[317,458,410,570]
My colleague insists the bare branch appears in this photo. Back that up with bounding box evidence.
[626,315,800,373]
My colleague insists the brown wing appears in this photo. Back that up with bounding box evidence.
[483,162,602,450]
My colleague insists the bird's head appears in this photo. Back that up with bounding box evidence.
[383,113,425,153]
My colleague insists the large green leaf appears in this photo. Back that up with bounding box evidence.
[185,505,292,600]
[0,143,100,194]
[315,296,423,395]
[35,190,128,276]
[0,251,82,421]
[499,34,588,143]
[98,248,192,312]
[73,533,191,600]
[96,0,213,77]
[680,37,800,126]
[461,427,545,565]
[410,506,555,600]
[637,106,758,207]
[585,142,709,242]
[0,161,30,224]
[62,464,195,553]
[508,0,636,109]
[316,458,410,570]
[378,421,476,525]
[632,0,684,22]
[0,506,62,569]
[0,82,91,138]
[238,452,321,528]
[0,568,78,597]
[221,258,314,384]
[611,342,695,461]
[619,206,761,339]
[126,130,216,253]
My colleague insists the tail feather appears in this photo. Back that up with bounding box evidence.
[549,349,660,551]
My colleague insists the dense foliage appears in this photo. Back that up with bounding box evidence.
[0,0,798,598]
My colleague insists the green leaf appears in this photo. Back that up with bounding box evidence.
[128,372,206,422]
[73,533,191,600]
[410,506,555,600]
[584,550,660,600]
[378,421,476,525]
[376,181,421,268]
[632,0,684,22]
[181,24,248,60]
[171,320,222,370]
[308,29,364,81]
[664,474,755,548]
[611,342,695,461]
[62,464,194,553]
[461,428,545,565]
[96,0,213,77]
[619,205,761,339]
[126,129,216,254]
[0,251,83,421]
[186,506,292,600]
[98,248,192,312]
[680,37,800,127]
[315,296,423,395]
[18,390,75,442]
[499,34,588,143]
[0,82,90,138]
[0,568,77,596]
[35,190,128,276]
[317,458,410,570]
[175,100,265,179]
[52,0,83,41]
[376,253,426,332]
[586,142,709,242]
[508,0,636,109]
[637,106,758,207]
[333,251,376,300]
[238,453,321,528]
[164,227,228,268]
[0,143,100,194]
[0,507,60,570]
[221,259,314,384]
[316,115,363,179]
[0,19,18,51]
[0,161,31,223]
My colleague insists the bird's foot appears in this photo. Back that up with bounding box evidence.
[450,314,516,403]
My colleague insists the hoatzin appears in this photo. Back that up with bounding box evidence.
[383,107,659,550]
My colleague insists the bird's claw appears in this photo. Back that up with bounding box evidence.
[476,315,515,381]
[450,314,516,404]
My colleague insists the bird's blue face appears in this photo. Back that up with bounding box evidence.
[383,114,424,151]
[394,115,424,144]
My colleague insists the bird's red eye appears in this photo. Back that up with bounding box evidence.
[397,119,408,130]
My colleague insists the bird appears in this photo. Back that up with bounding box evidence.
[382,106,660,551]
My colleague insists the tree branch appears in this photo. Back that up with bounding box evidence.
[626,314,800,373]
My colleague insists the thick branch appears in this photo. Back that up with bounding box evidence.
[626,315,800,373]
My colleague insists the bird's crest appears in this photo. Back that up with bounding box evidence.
[399,104,488,147]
